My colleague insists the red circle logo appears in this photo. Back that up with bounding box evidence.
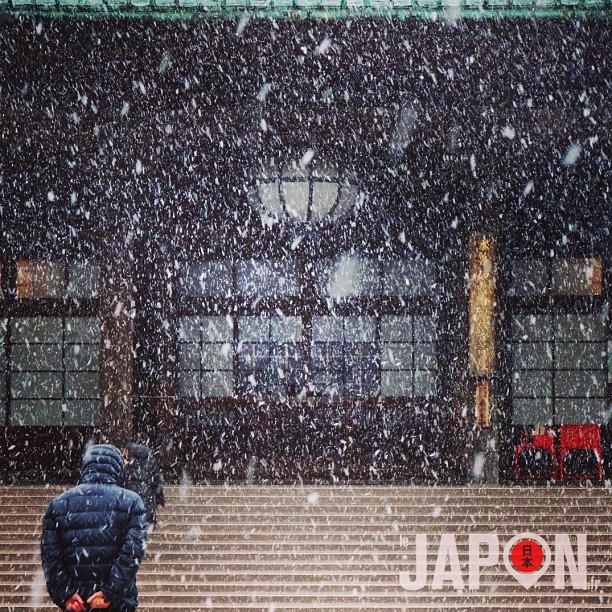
[510,538,544,573]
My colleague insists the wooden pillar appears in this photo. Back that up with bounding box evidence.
[468,232,498,483]
[99,252,134,448]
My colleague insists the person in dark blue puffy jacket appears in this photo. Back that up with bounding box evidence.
[125,436,165,530]
[40,444,147,612]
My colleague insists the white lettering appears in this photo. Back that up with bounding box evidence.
[397,532,588,592]
[469,533,499,590]
[554,534,587,590]
[399,534,428,591]
[431,534,464,591]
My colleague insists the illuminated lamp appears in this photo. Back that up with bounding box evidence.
[250,158,365,224]
[469,234,496,376]
[469,233,496,427]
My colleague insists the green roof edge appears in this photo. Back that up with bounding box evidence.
[1,0,611,19]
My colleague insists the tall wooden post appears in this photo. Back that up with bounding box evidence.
[99,250,134,448]
[468,233,498,482]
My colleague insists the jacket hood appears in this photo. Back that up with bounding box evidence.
[80,444,126,486]
[127,443,152,460]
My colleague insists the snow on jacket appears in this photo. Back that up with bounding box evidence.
[125,443,165,525]
[40,444,147,610]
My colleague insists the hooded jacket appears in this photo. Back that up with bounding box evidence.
[125,442,165,525]
[40,444,147,609]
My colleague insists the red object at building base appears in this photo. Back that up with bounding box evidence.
[559,424,603,482]
[513,428,558,482]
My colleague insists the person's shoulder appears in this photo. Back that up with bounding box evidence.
[51,483,86,502]
[120,486,147,510]
[45,484,85,513]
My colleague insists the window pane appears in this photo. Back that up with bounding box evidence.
[311,343,343,370]
[65,318,99,343]
[64,344,99,371]
[271,316,302,343]
[11,400,62,426]
[414,343,437,369]
[381,344,412,369]
[201,371,233,398]
[281,179,309,221]
[380,316,411,342]
[178,317,201,341]
[318,255,379,298]
[202,316,233,342]
[201,344,233,370]
[181,261,233,297]
[313,371,342,397]
[311,181,339,221]
[66,261,100,298]
[556,398,607,424]
[556,342,605,370]
[12,344,62,371]
[179,370,200,399]
[16,261,64,298]
[270,350,302,397]
[512,370,552,398]
[63,400,100,426]
[179,343,200,370]
[512,342,553,370]
[239,317,269,342]
[383,259,436,296]
[552,258,602,296]
[344,317,376,342]
[65,372,99,399]
[381,371,412,397]
[510,259,548,296]
[414,371,436,397]
[345,343,378,369]
[555,314,605,342]
[512,398,553,425]
[335,179,359,219]
[12,317,62,343]
[512,315,553,341]
[236,260,298,296]
[11,372,62,399]
[345,357,379,397]
[555,371,606,398]
[239,344,269,370]
[312,316,343,342]
[258,182,282,218]
[270,344,298,370]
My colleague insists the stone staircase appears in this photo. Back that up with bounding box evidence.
[1,485,611,610]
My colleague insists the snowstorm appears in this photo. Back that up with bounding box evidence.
[0,5,610,611]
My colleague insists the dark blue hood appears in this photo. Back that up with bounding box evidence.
[80,444,126,486]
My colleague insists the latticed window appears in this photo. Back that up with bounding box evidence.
[511,313,607,425]
[0,260,101,427]
[311,316,378,398]
[381,315,437,398]
[16,260,100,299]
[178,316,234,398]
[238,316,303,397]
[10,317,100,426]
[509,257,608,426]
[176,256,439,399]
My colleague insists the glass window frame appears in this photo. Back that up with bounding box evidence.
[176,256,441,401]
[0,258,101,428]
[508,259,609,426]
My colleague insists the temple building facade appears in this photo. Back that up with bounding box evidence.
[0,10,610,483]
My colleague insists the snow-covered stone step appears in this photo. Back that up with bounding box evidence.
[1,485,611,610]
